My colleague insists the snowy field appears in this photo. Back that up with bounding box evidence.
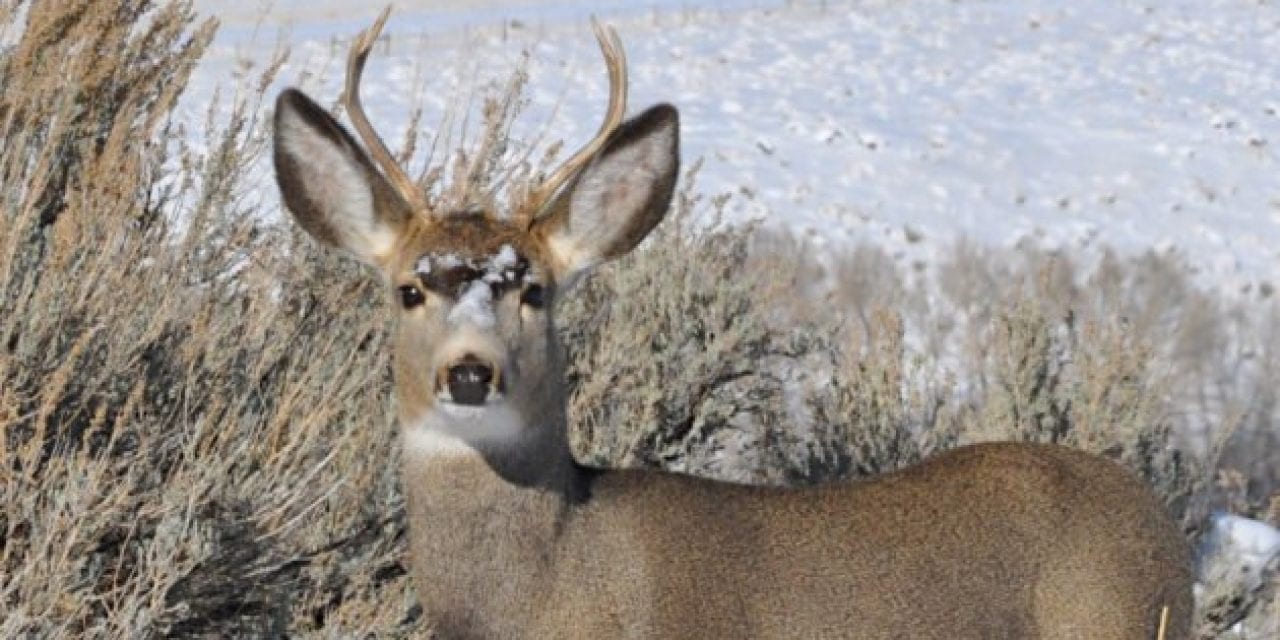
[185,0,1280,297]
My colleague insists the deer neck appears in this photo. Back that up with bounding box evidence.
[396,368,592,634]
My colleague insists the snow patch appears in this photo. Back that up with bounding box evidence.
[1199,513,1280,576]
[1196,512,1280,632]
[493,244,518,269]
[448,280,496,328]
[415,245,525,288]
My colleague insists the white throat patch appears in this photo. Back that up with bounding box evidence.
[403,402,524,458]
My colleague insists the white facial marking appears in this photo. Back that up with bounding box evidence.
[403,403,524,458]
[403,426,476,458]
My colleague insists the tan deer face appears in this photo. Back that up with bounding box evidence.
[381,215,554,421]
[271,18,679,450]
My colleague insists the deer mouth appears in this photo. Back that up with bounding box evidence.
[436,355,504,407]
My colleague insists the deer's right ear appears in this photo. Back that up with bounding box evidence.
[532,104,679,286]
[273,88,411,268]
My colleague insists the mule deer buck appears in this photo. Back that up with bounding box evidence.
[271,9,1192,639]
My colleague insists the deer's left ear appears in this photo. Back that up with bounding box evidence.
[533,104,679,285]
[273,88,412,269]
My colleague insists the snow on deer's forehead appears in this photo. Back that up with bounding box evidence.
[449,280,496,328]
[414,244,528,285]
[414,244,533,330]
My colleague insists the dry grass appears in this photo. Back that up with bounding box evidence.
[1,2,412,635]
[2,2,1276,637]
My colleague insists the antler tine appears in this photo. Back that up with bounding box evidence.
[529,19,628,217]
[345,6,426,210]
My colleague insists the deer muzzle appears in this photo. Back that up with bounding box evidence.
[440,354,503,406]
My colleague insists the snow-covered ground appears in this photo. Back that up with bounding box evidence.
[1198,513,1280,636]
[185,0,1280,297]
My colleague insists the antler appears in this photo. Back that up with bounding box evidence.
[526,19,628,218]
[345,7,426,210]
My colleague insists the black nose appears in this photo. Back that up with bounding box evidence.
[446,358,494,406]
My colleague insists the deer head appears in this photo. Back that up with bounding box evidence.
[272,9,678,461]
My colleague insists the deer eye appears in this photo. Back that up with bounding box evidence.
[398,284,425,309]
[519,284,545,310]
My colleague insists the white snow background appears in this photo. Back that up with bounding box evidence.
[185,0,1280,300]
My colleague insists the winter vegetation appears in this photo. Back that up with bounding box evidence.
[1,0,1277,637]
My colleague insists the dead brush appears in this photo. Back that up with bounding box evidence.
[0,2,413,636]
[560,174,853,483]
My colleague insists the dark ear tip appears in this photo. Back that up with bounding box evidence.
[619,103,677,149]
[275,88,324,125]
[643,103,679,128]
[276,87,304,110]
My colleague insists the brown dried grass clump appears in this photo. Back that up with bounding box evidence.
[2,2,1274,636]
[1,2,417,636]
